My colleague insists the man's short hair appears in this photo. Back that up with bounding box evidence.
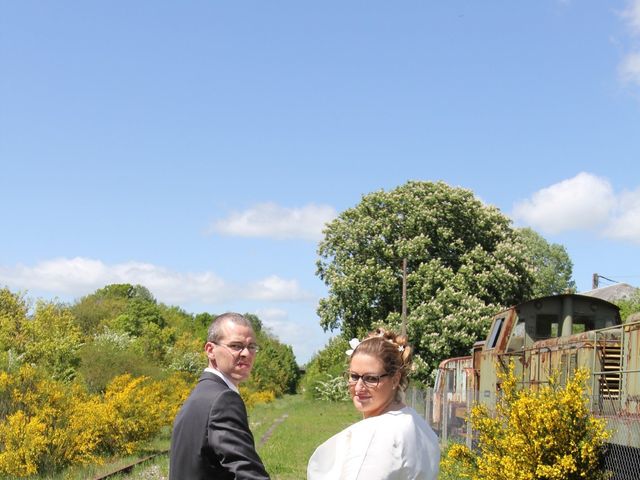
[207,312,254,343]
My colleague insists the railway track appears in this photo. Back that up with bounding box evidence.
[92,450,168,480]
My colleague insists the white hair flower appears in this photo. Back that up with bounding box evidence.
[398,345,404,352]
[345,338,361,356]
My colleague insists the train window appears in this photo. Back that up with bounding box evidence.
[574,316,595,332]
[447,370,455,392]
[487,317,504,349]
[535,314,559,339]
[508,319,525,351]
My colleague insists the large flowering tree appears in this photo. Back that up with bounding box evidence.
[316,181,572,381]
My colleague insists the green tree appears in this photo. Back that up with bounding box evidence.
[94,284,156,302]
[0,288,29,355]
[70,283,155,337]
[300,336,350,399]
[110,298,165,337]
[316,181,536,381]
[243,313,264,334]
[77,337,164,393]
[517,227,576,297]
[23,301,84,382]
[615,289,640,322]
[71,295,128,337]
[246,331,299,396]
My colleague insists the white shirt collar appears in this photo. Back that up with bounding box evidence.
[204,367,239,393]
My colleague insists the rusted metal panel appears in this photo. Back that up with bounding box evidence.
[623,321,640,414]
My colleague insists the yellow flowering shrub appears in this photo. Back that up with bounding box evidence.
[0,410,47,476]
[160,372,194,421]
[240,388,276,410]
[101,374,167,454]
[439,442,478,480]
[444,365,611,480]
[0,367,191,477]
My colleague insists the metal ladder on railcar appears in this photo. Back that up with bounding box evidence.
[597,341,622,414]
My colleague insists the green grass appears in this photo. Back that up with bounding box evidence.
[252,395,361,479]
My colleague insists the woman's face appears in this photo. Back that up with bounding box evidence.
[348,353,399,418]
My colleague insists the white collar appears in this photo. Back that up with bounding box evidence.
[204,367,239,394]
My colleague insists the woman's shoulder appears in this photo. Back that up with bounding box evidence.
[378,405,422,424]
[377,406,437,439]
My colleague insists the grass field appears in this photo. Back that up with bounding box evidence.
[252,395,361,479]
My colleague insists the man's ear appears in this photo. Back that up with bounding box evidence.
[204,341,216,366]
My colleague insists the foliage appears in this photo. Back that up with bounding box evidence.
[94,284,156,303]
[453,365,611,480]
[0,365,191,477]
[615,289,640,322]
[439,442,478,480]
[244,312,264,334]
[166,332,206,376]
[300,336,350,399]
[70,294,128,337]
[110,298,166,337]
[0,288,29,354]
[316,181,537,379]
[0,286,301,475]
[0,291,83,382]
[314,374,350,402]
[516,227,576,297]
[246,332,300,396]
[240,388,276,410]
[23,301,84,382]
[77,329,165,393]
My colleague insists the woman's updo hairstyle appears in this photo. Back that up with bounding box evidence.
[351,328,413,400]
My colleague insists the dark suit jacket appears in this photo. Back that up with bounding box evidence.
[169,371,270,480]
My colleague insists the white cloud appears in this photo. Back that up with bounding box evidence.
[512,173,640,244]
[254,307,332,364]
[618,1,640,88]
[603,188,640,244]
[622,0,640,35]
[0,257,312,305]
[512,173,615,234]
[255,307,304,342]
[619,52,640,86]
[246,275,314,302]
[210,202,337,241]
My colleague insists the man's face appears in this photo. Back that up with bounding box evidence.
[205,320,257,386]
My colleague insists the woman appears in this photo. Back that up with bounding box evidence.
[307,328,440,480]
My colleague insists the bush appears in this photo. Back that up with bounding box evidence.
[314,374,350,402]
[77,336,165,393]
[245,333,300,396]
[240,388,276,410]
[300,336,350,399]
[440,365,610,480]
[0,366,192,477]
[439,442,477,480]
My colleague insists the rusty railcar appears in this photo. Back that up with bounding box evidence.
[432,293,640,477]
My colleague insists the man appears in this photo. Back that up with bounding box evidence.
[169,312,270,479]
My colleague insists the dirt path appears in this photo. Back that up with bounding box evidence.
[257,413,289,448]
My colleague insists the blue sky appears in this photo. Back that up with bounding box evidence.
[1,1,639,364]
